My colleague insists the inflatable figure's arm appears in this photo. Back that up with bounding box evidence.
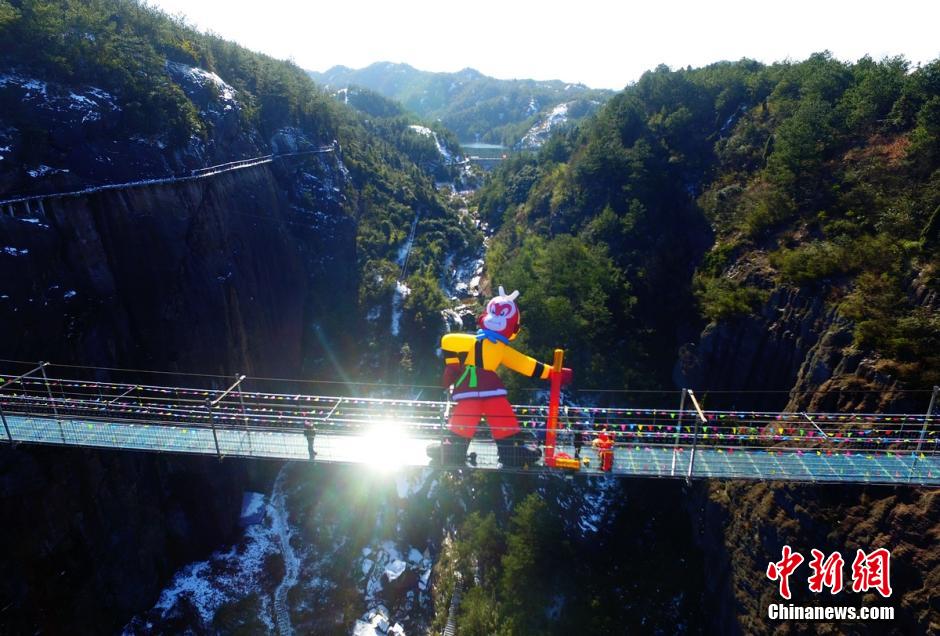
[501,346,552,380]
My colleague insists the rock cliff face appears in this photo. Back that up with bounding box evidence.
[0,446,275,634]
[1,155,354,375]
[681,264,940,634]
[0,61,264,196]
[0,149,356,632]
[676,284,831,412]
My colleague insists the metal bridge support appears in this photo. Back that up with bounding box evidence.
[685,389,708,484]
[440,391,450,466]
[908,386,939,483]
[670,389,687,477]
[0,400,12,443]
[207,375,246,459]
[206,398,222,459]
[0,362,50,393]
[236,374,252,454]
[107,384,139,405]
[1,362,55,445]
[38,362,65,443]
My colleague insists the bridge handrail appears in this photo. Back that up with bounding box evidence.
[2,381,935,426]
[1,370,937,486]
[2,385,936,456]
[4,399,935,455]
[2,373,933,423]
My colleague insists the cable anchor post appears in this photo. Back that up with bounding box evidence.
[38,362,65,443]
[206,397,222,460]
[671,388,687,477]
[685,389,708,485]
[908,385,939,484]
[0,399,12,444]
[235,374,251,455]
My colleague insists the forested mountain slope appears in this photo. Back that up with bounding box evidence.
[0,0,478,379]
[335,84,469,184]
[481,54,939,394]
[475,53,940,633]
[310,61,612,147]
[0,1,475,631]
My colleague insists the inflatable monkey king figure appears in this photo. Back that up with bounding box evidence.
[427,286,572,467]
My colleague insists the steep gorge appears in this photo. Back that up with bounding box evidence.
[682,268,940,634]
[0,153,359,633]
[2,158,354,376]
[476,54,940,633]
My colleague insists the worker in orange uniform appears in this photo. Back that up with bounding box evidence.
[428,287,572,468]
[592,428,615,472]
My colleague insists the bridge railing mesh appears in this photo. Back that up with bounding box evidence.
[0,370,936,484]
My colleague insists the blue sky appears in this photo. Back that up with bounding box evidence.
[146,0,939,89]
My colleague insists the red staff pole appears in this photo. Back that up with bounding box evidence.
[545,349,564,467]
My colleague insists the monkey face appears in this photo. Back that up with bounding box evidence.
[479,286,521,339]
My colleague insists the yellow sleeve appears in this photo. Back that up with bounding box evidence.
[441,333,473,364]
[500,345,551,380]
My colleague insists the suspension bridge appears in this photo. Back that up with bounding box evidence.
[0,362,937,486]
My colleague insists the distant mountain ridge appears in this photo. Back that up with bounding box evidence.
[309,62,612,146]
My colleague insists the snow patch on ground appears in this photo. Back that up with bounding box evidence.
[390,280,411,337]
[27,164,69,178]
[3,247,29,256]
[454,258,484,298]
[407,125,455,164]
[440,307,465,333]
[128,467,311,632]
[353,605,406,635]
[358,537,432,607]
[385,559,408,581]
[239,491,266,525]
[578,476,617,535]
[396,241,413,270]
[141,500,280,628]
[395,468,432,499]
[519,102,570,149]
[18,217,48,228]
[408,125,433,138]
[0,74,47,96]
[166,61,238,111]
[0,73,118,122]
[527,96,539,115]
